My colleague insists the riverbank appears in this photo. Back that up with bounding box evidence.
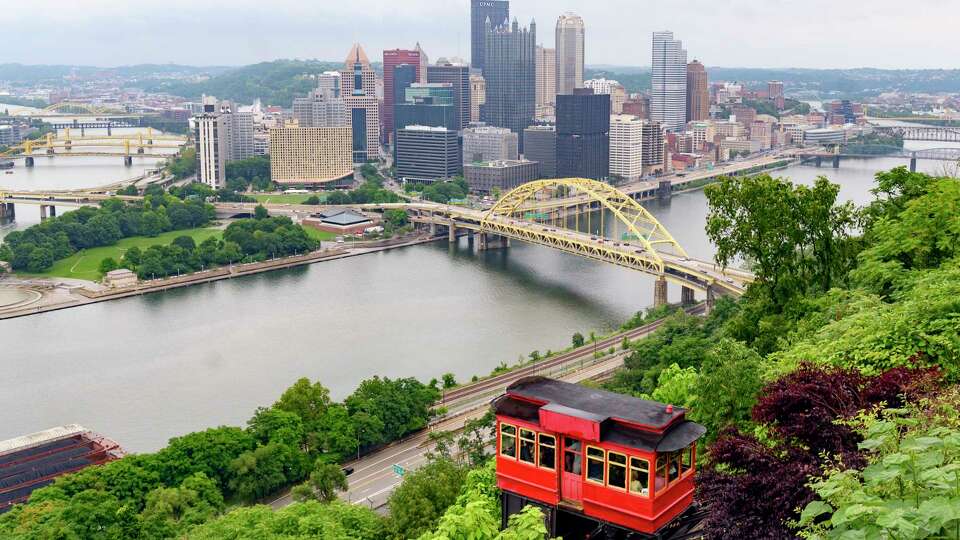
[0,233,441,320]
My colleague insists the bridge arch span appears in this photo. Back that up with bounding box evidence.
[481,178,688,273]
[41,102,125,115]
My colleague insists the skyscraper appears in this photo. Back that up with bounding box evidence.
[481,18,536,151]
[383,48,423,144]
[470,74,486,123]
[471,0,509,71]
[341,46,380,162]
[651,31,688,132]
[535,45,556,118]
[428,60,471,131]
[340,44,376,96]
[394,83,458,133]
[556,89,610,180]
[415,42,429,83]
[555,13,585,96]
[686,60,709,122]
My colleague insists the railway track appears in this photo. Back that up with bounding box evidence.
[441,303,706,405]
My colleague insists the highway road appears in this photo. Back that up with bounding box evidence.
[267,305,704,511]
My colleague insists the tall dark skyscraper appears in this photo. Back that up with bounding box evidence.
[481,18,536,152]
[556,89,610,180]
[427,60,471,131]
[471,0,509,71]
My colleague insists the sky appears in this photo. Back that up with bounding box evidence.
[3,0,958,69]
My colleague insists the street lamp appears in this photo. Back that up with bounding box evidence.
[356,428,364,461]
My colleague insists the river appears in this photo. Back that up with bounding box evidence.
[1,127,956,452]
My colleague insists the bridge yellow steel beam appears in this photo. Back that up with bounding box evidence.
[481,178,688,273]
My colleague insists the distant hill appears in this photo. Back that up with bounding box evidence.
[137,60,357,107]
[0,63,231,85]
[586,66,960,97]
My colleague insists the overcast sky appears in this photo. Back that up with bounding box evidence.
[4,0,957,69]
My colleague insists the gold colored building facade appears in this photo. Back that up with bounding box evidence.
[269,127,353,185]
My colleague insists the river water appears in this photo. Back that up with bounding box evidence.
[1,121,955,451]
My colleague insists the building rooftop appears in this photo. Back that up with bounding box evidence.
[317,209,372,226]
[506,377,685,430]
[466,159,537,168]
[105,269,135,279]
[401,125,452,133]
[494,377,706,452]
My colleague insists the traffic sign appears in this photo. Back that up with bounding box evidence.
[392,464,405,476]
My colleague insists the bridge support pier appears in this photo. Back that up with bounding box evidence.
[815,156,822,168]
[681,286,695,306]
[40,205,56,221]
[654,276,668,308]
[477,233,509,251]
[909,158,917,173]
[24,156,34,167]
[658,179,672,200]
[448,222,457,244]
[123,156,133,166]
[832,155,840,169]
[429,222,437,236]
[0,203,14,224]
[107,125,112,136]
[705,285,716,315]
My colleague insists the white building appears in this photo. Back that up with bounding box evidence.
[462,124,519,164]
[688,121,716,151]
[193,96,257,188]
[585,78,627,114]
[650,31,688,132]
[609,114,644,181]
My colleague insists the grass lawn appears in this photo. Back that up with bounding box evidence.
[250,193,329,205]
[30,228,222,281]
[303,227,337,241]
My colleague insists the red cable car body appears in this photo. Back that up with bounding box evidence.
[492,377,706,537]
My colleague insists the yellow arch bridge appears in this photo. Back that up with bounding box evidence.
[398,178,754,304]
[1,128,187,166]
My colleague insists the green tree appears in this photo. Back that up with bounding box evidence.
[706,174,857,305]
[571,332,585,348]
[852,177,960,297]
[253,205,269,220]
[185,500,384,540]
[99,256,119,275]
[139,473,224,539]
[291,461,348,503]
[386,458,469,540]
[172,235,197,252]
[246,406,305,448]
[691,339,763,440]
[227,442,307,502]
[442,373,457,389]
[274,377,332,429]
[645,363,698,408]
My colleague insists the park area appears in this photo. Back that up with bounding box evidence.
[249,193,329,205]
[27,228,222,281]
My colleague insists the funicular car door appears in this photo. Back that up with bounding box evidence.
[562,437,583,502]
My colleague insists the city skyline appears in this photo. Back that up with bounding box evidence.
[4,0,959,69]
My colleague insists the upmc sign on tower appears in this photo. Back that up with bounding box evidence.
[470,0,510,71]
